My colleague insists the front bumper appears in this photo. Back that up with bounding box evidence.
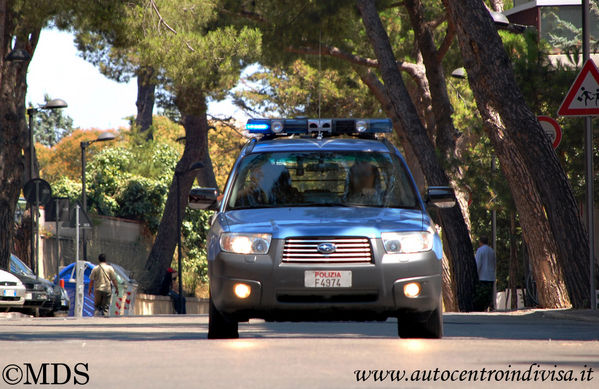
[23,290,53,310]
[0,286,26,307]
[209,238,441,321]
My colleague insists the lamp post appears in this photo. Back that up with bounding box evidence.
[80,132,116,260]
[175,161,204,314]
[26,98,68,276]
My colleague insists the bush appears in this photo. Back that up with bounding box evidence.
[116,177,169,233]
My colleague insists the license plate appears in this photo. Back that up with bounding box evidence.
[25,292,32,300]
[304,270,352,288]
[3,290,16,297]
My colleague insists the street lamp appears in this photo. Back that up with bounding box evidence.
[80,131,116,259]
[26,98,68,275]
[450,67,467,79]
[4,48,32,62]
[175,161,204,314]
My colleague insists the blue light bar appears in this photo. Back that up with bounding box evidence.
[246,120,271,133]
[245,118,392,135]
[368,119,392,133]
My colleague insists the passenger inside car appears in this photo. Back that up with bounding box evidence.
[345,161,382,205]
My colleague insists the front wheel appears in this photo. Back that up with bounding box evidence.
[208,296,239,339]
[397,304,443,339]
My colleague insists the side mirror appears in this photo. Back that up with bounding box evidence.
[188,187,219,210]
[425,186,456,209]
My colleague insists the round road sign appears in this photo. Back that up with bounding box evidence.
[537,116,562,149]
[23,178,53,206]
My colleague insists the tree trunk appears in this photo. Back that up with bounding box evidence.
[0,6,37,269]
[357,0,478,311]
[482,111,570,308]
[139,93,217,293]
[444,0,590,307]
[404,0,458,159]
[135,65,156,139]
[356,66,459,311]
[403,0,472,232]
[0,62,26,270]
[441,233,459,311]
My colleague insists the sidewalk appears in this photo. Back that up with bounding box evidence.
[536,308,599,323]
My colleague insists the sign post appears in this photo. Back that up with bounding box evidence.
[23,178,52,278]
[557,50,598,308]
[68,202,92,318]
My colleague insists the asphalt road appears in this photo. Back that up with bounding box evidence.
[0,311,597,388]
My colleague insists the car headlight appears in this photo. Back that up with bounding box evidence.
[33,283,45,291]
[220,233,272,255]
[381,231,433,254]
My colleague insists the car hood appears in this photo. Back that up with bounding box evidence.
[0,269,23,285]
[13,273,54,289]
[222,207,425,239]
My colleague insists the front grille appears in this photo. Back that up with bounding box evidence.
[0,281,17,286]
[0,296,21,301]
[277,293,378,303]
[282,237,373,263]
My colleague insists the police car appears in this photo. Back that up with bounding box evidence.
[190,118,455,339]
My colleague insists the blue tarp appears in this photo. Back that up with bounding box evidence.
[55,261,96,317]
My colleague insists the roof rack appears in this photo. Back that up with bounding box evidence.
[246,118,392,139]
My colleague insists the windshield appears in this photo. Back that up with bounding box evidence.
[227,151,419,210]
[10,254,34,276]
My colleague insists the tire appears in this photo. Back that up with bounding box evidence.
[397,304,443,339]
[208,296,239,339]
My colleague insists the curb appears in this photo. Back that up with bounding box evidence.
[539,310,599,323]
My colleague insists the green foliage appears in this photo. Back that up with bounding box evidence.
[181,209,213,291]
[30,94,74,147]
[116,177,168,233]
[234,59,382,118]
[128,0,262,113]
[85,135,180,232]
[50,176,81,201]
[542,2,599,52]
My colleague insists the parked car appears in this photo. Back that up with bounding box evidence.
[192,118,454,339]
[0,269,26,311]
[9,254,69,316]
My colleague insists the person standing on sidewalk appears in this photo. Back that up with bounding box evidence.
[474,236,496,311]
[88,254,119,316]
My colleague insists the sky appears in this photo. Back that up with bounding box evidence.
[26,29,248,130]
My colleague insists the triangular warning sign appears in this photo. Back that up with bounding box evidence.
[558,59,599,116]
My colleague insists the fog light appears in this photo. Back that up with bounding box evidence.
[404,282,421,298]
[234,283,251,299]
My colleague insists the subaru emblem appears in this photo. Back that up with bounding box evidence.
[317,243,336,254]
